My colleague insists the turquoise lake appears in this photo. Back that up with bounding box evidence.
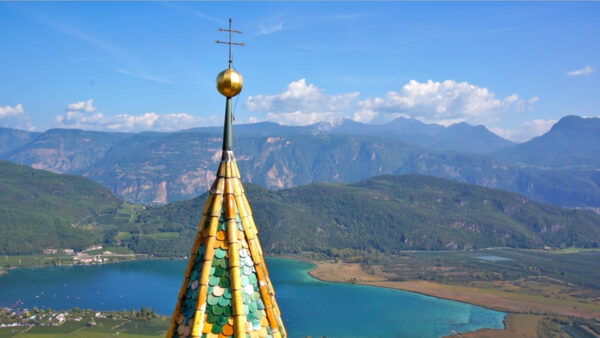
[0,258,505,337]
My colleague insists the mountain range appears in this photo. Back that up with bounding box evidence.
[312,117,514,154]
[2,159,599,256]
[1,115,599,207]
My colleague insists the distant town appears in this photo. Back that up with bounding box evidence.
[1,245,150,273]
[1,306,163,335]
[42,245,139,265]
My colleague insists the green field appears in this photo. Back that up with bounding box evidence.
[0,318,168,337]
[141,232,179,239]
[0,254,74,269]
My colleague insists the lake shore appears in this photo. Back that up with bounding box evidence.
[3,253,598,337]
[1,257,510,337]
[5,254,599,322]
[306,259,600,322]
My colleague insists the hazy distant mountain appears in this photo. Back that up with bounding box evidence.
[79,131,598,206]
[312,117,514,154]
[495,115,600,169]
[184,117,514,154]
[182,121,309,137]
[432,122,514,153]
[0,118,511,175]
[0,127,40,154]
[394,152,600,208]
[3,128,130,173]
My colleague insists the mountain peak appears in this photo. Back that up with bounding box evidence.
[551,115,600,132]
[446,121,472,130]
[495,115,600,169]
[386,116,430,127]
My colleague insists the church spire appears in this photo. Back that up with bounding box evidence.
[167,19,287,338]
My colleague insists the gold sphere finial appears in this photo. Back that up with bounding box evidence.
[216,68,243,98]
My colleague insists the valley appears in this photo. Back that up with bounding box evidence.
[2,116,600,337]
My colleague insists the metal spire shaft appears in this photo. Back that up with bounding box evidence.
[222,97,233,152]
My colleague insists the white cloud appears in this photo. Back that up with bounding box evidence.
[0,104,25,117]
[67,99,97,113]
[257,22,283,35]
[353,80,536,125]
[515,95,540,114]
[0,104,35,130]
[245,79,537,127]
[245,79,359,125]
[491,119,557,142]
[567,65,595,77]
[55,100,219,132]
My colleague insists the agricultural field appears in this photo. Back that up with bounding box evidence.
[0,308,168,337]
[306,248,600,337]
[386,248,600,299]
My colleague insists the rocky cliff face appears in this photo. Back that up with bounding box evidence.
[72,132,419,204]
[80,132,600,207]
[0,128,40,155]
[5,129,130,173]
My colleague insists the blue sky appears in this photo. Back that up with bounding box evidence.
[0,2,598,141]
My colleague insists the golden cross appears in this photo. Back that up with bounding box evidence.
[216,18,245,66]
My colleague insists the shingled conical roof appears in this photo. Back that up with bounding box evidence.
[167,19,286,338]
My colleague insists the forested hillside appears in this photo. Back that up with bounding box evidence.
[3,162,599,257]
[125,175,600,256]
[0,160,122,254]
